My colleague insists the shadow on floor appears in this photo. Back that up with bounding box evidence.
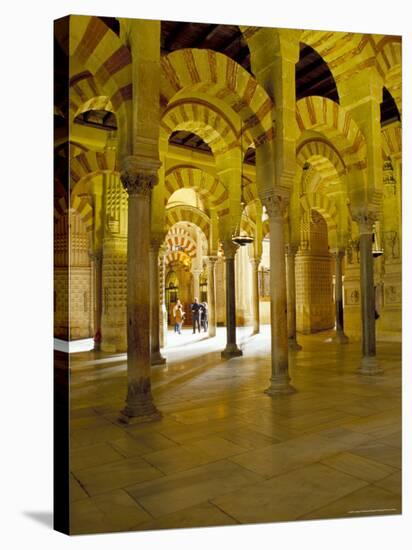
[23,511,53,529]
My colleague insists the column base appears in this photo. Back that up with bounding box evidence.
[151,351,166,365]
[288,338,302,351]
[358,356,384,376]
[208,328,216,338]
[252,327,260,336]
[265,374,296,396]
[118,382,162,424]
[221,344,243,359]
[331,331,349,344]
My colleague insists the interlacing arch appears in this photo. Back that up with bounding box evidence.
[165,165,229,216]
[297,139,346,177]
[165,205,210,241]
[240,213,255,237]
[300,192,338,248]
[70,149,118,189]
[165,250,192,268]
[296,96,367,181]
[241,175,259,206]
[300,32,378,92]
[73,94,115,121]
[161,100,238,156]
[54,195,94,236]
[381,123,402,159]
[375,37,402,113]
[165,231,197,258]
[70,15,132,155]
[161,49,274,147]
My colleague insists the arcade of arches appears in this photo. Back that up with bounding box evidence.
[54,16,402,533]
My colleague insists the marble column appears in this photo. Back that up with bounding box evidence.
[150,238,166,365]
[192,268,202,299]
[332,249,349,343]
[119,158,162,423]
[250,256,261,335]
[221,240,242,358]
[285,244,302,350]
[206,256,218,337]
[263,194,295,394]
[159,244,168,348]
[357,216,383,374]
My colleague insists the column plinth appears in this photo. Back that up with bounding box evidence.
[119,157,162,423]
[263,193,295,395]
[221,240,242,359]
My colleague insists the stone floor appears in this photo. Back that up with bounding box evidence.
[69,326,402,535]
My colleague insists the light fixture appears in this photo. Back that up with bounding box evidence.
[232,121,254,247]
[372,224,383,258]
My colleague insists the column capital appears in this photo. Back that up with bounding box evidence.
[262,192,289,220]
[221,239,239,260]
[352,212,379,235]
[206,255,219,266]
[249,256,262,270]
[330,248,346,259]
[88,250,102,262]
[285,243,298,256]
[150,233,165,253]
[120,155,161,197]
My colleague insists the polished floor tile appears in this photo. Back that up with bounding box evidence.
[68,327,401,532]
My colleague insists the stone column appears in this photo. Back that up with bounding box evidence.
[331,249,349,343]
[206,256,218,337]
[119,157,162,423]
[88,252,102,349]
[221,240,242,358]
[250,256,261,335]
[285,244,302,350]
[150,238,166,365]
[263,194,295,394]
[159,244,168,348]
[357,215,382,374]
[192,268,202,299]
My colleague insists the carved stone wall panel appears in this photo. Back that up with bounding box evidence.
[69,267,93,339]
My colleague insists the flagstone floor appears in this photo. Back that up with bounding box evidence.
[68,326,401,535]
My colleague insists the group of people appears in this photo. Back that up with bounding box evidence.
[172,298,208,335]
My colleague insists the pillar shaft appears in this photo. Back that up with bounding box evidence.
[150,239,166,365]
[332,250,349,343]
[159,245,167,347]
[221,241,242,358]
[250,257,261,334]
[263,194,295,394]
[286,245,301,350]
[120,160,162,422]
[207,256,218,337]
[357,216,383,374]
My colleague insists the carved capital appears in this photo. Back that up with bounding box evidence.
[206,256,219,267]
[285,243,298,257]
[353,212,378,235]
[330,248,345,260]
[262,193,289,220]
[120,155,160,197]
[249,256,261,270]
[221,239,239,260]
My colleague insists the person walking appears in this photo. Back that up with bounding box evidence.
[200,301,208,332]
[191,297,201,333]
